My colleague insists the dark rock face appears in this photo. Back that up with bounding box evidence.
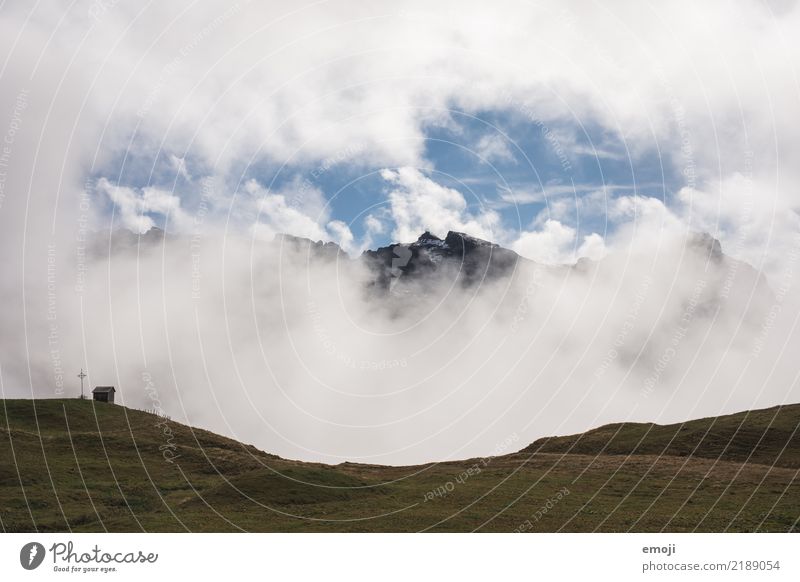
[361,230,522,291]
[688,232,724,263]
[269,230,773,313]
[275,233,344,261]
[90,227,167,258]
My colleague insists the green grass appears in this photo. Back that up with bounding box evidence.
[1,399,798,532]
[523,405,800,468]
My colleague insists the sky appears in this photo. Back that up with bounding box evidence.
[1,0,800,463]
[3,1,798,270]
[2,0,798,268]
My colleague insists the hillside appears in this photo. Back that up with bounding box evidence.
[1,399,798,532]
[524,405,800,468]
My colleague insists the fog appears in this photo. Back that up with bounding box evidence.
[1,0,799,465]
[4,219,797,466]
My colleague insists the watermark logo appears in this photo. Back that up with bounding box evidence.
[20,542,46,570]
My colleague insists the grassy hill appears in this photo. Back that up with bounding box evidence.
[524,405,800,469]
[1,399,798,532]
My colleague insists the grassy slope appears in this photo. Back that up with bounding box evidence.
[523,405,800,469]
[1,399,798,532]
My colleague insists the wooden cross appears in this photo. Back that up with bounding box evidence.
[77,368,87,400]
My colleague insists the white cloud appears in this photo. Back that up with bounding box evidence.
[245,179,366,253]
[364,214,385,236]
[2,2,796,177]
[498,183,642,210]
[354,214,388,253]
[2,0,797,281]
[169,155,192,181]
[381,167,502,242]
[97,178,191,234]
[512,219,580,264]
[2,0,800,468]
[474,134,516,164]
[570,144,625,161]
[378,170,606,264]
[577,232,607,261]
[246,178,328,242]
[497,187,549,205]
[677,177,800,280]
[326,219,356,254]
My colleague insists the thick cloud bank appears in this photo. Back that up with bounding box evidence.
[1,1,799,463]
[4,225,795,465]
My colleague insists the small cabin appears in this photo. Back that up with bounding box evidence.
[92,386,115,404]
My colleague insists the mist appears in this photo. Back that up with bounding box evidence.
[3,219,796,466]
[1,0,799,466]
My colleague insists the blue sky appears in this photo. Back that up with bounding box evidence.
[60,0,797,276]
[95,106,684,253]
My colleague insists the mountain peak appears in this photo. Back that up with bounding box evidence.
[688,231,724,262]
[417,231,442,243]
[443,231,499,251]
[275,233,343,259]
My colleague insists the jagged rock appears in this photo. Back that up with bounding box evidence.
[361,230,522,290]
[688,231,724,263]
[275,233,343,261]
[270,230,772,311]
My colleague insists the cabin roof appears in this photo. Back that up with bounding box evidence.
[92,386,116,393]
